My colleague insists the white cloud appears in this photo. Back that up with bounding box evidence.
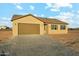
[14,4,23,10]
[34,14,38,16]
[16,5,23,10]
[53,3,72,8]
[50,8,60,11]
[45,3,72,12]
[34,14,45,17]
[45,3,53,9]
[45,3,60,12]
[30,5,35,10]
[56,13,79,28]
[61,19,74,23]
[49,12,74,23]
[52,12,74,23]
[49,16,55,18]
[60,12,73,17]
[40,14,45,17]
[45,3,72,9]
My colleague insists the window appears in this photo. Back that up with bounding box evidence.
[60,25,66,30]
[51,25,58,30]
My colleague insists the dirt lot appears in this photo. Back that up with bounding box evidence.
[0,30,79,56]
[0,35,79,56]
[0,30,12,42]
[49,30,79,52]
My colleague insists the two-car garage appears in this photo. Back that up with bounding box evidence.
[18,23,40,35]
[12,14,44,36]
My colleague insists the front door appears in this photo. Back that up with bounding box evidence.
[44,24,48,34]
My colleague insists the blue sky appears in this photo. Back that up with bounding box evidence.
[0,3,79,28]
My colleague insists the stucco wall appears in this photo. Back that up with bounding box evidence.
[12,15,68,36]
[47,24,68,34]
[12,15,45,36]
[12,21,18,36]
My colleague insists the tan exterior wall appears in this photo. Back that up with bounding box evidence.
[47,24,68,34]
[12,15,45,36]
[12,15,68,36]
[40,24,45,35]
[12,21,18,36]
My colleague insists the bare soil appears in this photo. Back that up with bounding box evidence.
[49,30,79,52]
[0,30,79,56]
[0,30,12,42]
[0,35,79,56]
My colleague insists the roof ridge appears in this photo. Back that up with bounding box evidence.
[11,14,33,21]
[11,14,68,25]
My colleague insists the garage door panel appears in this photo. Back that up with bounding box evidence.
[18,23,40,35]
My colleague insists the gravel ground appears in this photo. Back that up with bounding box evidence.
[0,35,79,56]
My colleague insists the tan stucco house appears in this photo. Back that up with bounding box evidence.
[11,14,68,36]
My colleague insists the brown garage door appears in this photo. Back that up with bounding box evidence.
[18,23,40,35]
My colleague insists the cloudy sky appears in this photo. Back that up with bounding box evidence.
[0,3,79,28]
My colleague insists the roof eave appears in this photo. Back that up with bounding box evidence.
[11,14,69,25]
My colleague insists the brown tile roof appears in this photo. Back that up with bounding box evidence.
[11,14,68,24]
[12,15,23,20]
[37,17,68,24]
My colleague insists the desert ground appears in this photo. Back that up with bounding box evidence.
[0,30,79,56]
[0,30,12,42]
[49,30,79,52]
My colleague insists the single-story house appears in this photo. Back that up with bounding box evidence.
[11,14,68,36]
